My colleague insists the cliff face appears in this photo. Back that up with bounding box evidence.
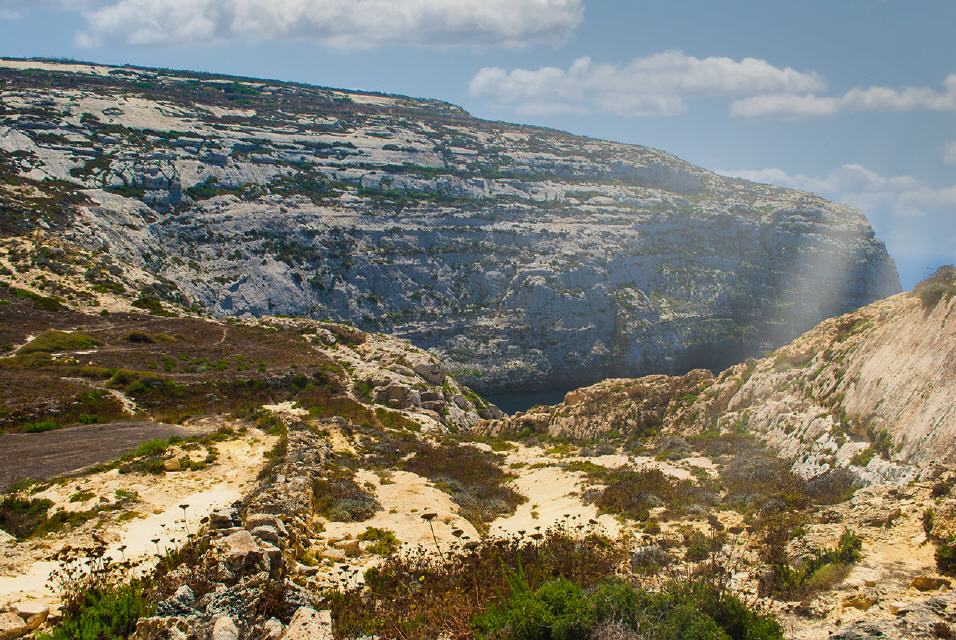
[486,268,956,484]
[0,58,900,391]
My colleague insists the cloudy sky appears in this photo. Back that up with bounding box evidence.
[1,0,953,288]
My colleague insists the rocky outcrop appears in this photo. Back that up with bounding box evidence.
[482,370,713,441]
[133,419,335,639]
[484,271,956,485]
[0,58,900,392]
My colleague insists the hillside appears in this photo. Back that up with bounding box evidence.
[485,267,956,485]
[0,233,951,639]
[0,58,900,392]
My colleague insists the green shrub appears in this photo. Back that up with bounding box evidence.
[764,529,863,598]
[124,330,175,344]
[593,468,712,521]
[923,509,936,538]
[850,447,875,467]
[358,526,401,556]
[131,295,173,316]
[7,286,62,311]
[472,573,783,640]
[34,551,152,640]
[35,582,147,640]
[472,574,594,640]
[935,537,956,576]
[18,330,98,354]
[0,495,98,539]
[913,265,956,310]
[0,496,54,539]
[684,530,726,562]
[312,470,381,522]
[22,419,61,433]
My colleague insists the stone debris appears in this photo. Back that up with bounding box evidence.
[282,607,333,640]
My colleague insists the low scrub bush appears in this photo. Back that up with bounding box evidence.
[694,428,857,516]
[313,470,381,522]
[22,419,61,433]
[18,330,98,355]
[592,468,714,522]
[36,549,151,640]
[361,433,525,531]
[402,442,525,531]
[0,495,99,539]
[762,529,863,599]
[913,265,956,310]
[684,530,727,562]
[124,330,175,344]
[0,495,54,539]
[6,285,62,311]
[933,534,956,576]
[629,544,672,575]
[131,295,173,316]
[358,527,400,556]
[472,572,783,640]
[325,523,629,639]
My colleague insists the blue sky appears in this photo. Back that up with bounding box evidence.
[1,0,953,288]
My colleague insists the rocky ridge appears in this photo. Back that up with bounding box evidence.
[482,267,956,485]
[0,58,900,391]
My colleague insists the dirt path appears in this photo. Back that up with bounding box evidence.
[0,421,215,490]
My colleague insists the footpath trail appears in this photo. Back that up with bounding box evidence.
[0,421,213,490]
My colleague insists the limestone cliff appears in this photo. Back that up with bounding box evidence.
[485,268,956,484]
[0,58,900,391]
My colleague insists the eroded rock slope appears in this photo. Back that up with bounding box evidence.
[0,58,900,391]
[484,267,956,484]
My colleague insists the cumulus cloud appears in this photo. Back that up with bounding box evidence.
[468,51,824,117]
[720,164,956,271]
[731,74,956,118]
[74,0,583,48]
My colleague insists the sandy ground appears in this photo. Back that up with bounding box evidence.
[489,464,621,538]
[0,429,274,610]
[778,485,948,640]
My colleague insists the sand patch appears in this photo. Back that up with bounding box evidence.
[0,430,273,609]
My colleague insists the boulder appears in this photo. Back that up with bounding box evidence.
[321,547,347,561]
[11,602,48,622]
[410,357,444,385]
[157,585,195,617]
[209,511,235,529]
[911,576,950,591]
[246,514,287,536]
[0,612,27,640]
[373,382,420,410]
[843,594,877,610]
[217,529,266,573]
[282,607,333,640]
[212,616,239,640]
[260,618,285,639]
[250,525,281,545]
[133,616,190,640]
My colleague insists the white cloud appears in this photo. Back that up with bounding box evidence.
[719,164,956,264]
[731,74,956,118]
[75,0,583,49]
[945,140,956,164]
[0,0,91,19]
[468,51,824,117]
